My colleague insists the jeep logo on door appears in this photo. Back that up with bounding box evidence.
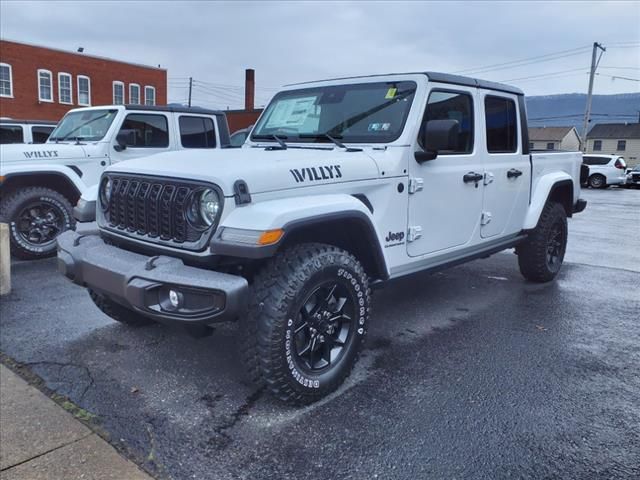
[290,165,342,183]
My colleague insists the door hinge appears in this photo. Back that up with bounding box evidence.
[408,177,424,194]
[481,212,492,225]
[408,226,423,242]
[484,172,494,185]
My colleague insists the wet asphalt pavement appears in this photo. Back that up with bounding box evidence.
[1,187,639,479]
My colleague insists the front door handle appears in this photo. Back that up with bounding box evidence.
[507,168,523,179]
[463,172,484,183]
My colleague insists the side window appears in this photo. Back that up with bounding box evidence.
[422,90,474,154]
[485,95,518,153]
[31,126,54,143]
[179,116,216,148]
[119,114,169,148]
[0,125,24,144]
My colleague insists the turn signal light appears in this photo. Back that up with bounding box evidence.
[258,229,284,245]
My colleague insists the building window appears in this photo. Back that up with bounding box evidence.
[485,95,518,153]
[77,75,91,106]
[129,84,140,105]
[593,140,602,151]
[144,86,156,106]
[546,142,555,150]
[0,63,13,97]
[529,142,534,150]
[113,81,125,105]
[617,140,626,151]
[58,73,72,104]
[37,69,53,102]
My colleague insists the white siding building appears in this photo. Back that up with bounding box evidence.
[586,123,640,167]
[528,126,581,151]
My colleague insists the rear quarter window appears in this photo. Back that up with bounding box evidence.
[0,125,24,144]
[179,116,216,148]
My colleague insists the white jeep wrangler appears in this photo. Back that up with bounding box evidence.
[58,72,586,405]
[0,105,230,259]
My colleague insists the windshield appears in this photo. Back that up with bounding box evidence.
[49,109,118,142]
[251,81,417,144]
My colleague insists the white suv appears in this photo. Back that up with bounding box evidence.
[583,154,627,188]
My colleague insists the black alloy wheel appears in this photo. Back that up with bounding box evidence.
[16,201,65,248]
[291,281,356,374]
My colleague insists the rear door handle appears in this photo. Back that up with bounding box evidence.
[507,168,523,179]
[463,172,484,183]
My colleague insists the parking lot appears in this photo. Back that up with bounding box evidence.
[1,187,638,479]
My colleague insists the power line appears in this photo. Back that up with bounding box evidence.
[595,73,640,82]
[499,68,587,82]
[454,45,592,75]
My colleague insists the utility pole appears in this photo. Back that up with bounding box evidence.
[188,77,193,107]
[581,42,606,151]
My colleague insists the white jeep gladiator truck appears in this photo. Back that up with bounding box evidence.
[0,105,230,259]
[57,72,586,405]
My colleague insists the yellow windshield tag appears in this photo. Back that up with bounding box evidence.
[385,87,397,99]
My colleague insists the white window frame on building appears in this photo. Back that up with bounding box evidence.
[593,140,602,151]
[129,83,140,105]
[58,72,73,105]
[37,69,54,102]
[113,81,125,105]
[546,142,555,150]
[0,63,13,98]
[77,75,91,106]
[617,140,626,151]
[144,85,156,106]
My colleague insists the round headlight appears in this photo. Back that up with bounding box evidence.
[100,177,112,210]
[199,189,221,227]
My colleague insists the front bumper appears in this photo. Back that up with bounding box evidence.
[57,231,248,326]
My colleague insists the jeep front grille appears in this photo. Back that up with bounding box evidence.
[102,174,211,248]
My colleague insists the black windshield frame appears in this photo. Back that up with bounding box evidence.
[251,81,417,144]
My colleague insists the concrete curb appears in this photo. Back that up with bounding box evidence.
[0,365,153,479]
[0,223,10,296]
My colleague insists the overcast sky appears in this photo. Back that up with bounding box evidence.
[2,1,639,109]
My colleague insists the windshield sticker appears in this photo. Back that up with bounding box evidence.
[265,96,317,129]
[290,164,342,183]
[385,87,397,99]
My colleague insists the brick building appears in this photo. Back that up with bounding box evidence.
[0,39,166,121]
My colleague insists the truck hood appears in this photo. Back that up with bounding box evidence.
[104,147,381,195]
[0,142,88,165]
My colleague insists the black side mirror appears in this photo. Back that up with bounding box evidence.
[114,130,134,152]
[415,119,460,163]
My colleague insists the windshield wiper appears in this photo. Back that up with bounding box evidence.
[298,133,363,152]
[252,134,288,150]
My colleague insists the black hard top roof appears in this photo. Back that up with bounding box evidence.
[287,71,524,96]
[124,105,226,116]
[0,119,57,125]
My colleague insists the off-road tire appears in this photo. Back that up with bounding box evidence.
[588,174,606,189]
[0,187,75,260]
[246,243,371,405]
[517,202,568,283]
[88,289,155,327]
